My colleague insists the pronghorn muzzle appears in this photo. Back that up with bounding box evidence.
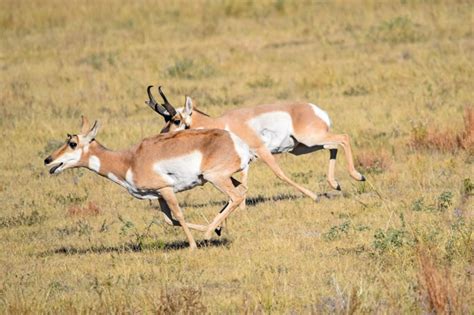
[44,156,63,174]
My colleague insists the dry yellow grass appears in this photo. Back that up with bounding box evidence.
[0,0,473,313]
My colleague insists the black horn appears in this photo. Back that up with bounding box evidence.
[158,86,177,117]
[146,85,171,119]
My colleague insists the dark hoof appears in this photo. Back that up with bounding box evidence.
[215,227,222,236]
[336,184,341,191]
[360,175,366,181]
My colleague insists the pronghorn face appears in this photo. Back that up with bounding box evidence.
[145,86,194,133]
[160,97,193,133]
[44,117,99,174]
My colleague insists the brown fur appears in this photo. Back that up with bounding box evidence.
[44,118,249,250]
[158,100,364,202]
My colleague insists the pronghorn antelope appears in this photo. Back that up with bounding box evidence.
[146,86,365,204]
[43,116,252,250]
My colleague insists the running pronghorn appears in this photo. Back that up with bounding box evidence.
[146,86,365,204]
[44,116,252,250]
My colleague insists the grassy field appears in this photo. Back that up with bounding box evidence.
[0,0,473,313]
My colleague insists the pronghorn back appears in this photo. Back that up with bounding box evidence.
[130,129,251,192]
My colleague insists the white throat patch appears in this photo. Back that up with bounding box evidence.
[88,155,101,172]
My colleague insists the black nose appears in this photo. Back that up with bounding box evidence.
[44,156,52,165]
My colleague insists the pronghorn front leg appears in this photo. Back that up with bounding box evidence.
[257,148,319,201]
[158,198,207,232]
[159,188,198,250]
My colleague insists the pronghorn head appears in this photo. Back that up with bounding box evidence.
[44,116,100,174]
[145,85,193,133]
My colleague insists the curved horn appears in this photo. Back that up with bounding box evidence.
[146,85,170,118]
[158,86,177,117]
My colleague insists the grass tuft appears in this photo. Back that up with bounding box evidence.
[416,247,459,314]
[156,287,207,314]
[409,107,474,153]
[67,201,102,217]
[355,150,391,174]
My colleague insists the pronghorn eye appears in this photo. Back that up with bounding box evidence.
[69,142,77,149]
[173,120,181,126]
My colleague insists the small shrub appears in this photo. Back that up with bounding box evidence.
[416,248,459,314]
[373,228,409,252]
[323,221,351,241]
[409,107,473,153]
[369,16,425,44]
[55,192,88,206]
[67,201,101,217]
[436,191,453,212]
[411,191,453,213]
[445,217,472,262]
[462,178,473,196]
[247,75,275,88]
[355,150,391,174]
[0,210,46,228]
[165,58,215,79]
[156,287,206,314]
[56,219,92,237]
[342,85,369,97]
[77,52,116,71]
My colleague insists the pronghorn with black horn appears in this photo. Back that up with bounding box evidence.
[44,116,252,250]
[146,86,365,205]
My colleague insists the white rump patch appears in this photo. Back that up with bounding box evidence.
[228,131,252,170]
[88,155,101,172]
[153,151,204,192]
[309,103,331,127]
[248,111,296,153]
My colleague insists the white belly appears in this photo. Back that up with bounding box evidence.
[248,111,296,153]
[153,151,204,192]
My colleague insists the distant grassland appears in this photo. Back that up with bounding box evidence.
[0,0,472,313]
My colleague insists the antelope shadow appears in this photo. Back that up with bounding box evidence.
[40,238,231,257]
[176,191,342,209]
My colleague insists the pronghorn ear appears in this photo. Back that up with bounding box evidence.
[85,120,100,142]
[80,115,90,134]
[184,96,193,116]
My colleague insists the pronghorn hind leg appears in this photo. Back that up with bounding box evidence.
[257,148,319,201]
[159,188,198,250]
[216,176,248,235]
[300,133,365,187]
[203,176,246,240]
[158,198,207,232]
[239,166,249,210]
[324,133,365,182]
[325,145,341,191]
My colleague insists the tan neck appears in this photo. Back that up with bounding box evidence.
[192,111,224,129]
[84,141,133,181]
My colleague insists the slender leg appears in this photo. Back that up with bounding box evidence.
[257,148,319,201]
[315,133,365,182]
[158,198,207,232]
[159,188,198,250]
[203,176,246,240]
[325,145,341,190]
[239,166,249,210]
